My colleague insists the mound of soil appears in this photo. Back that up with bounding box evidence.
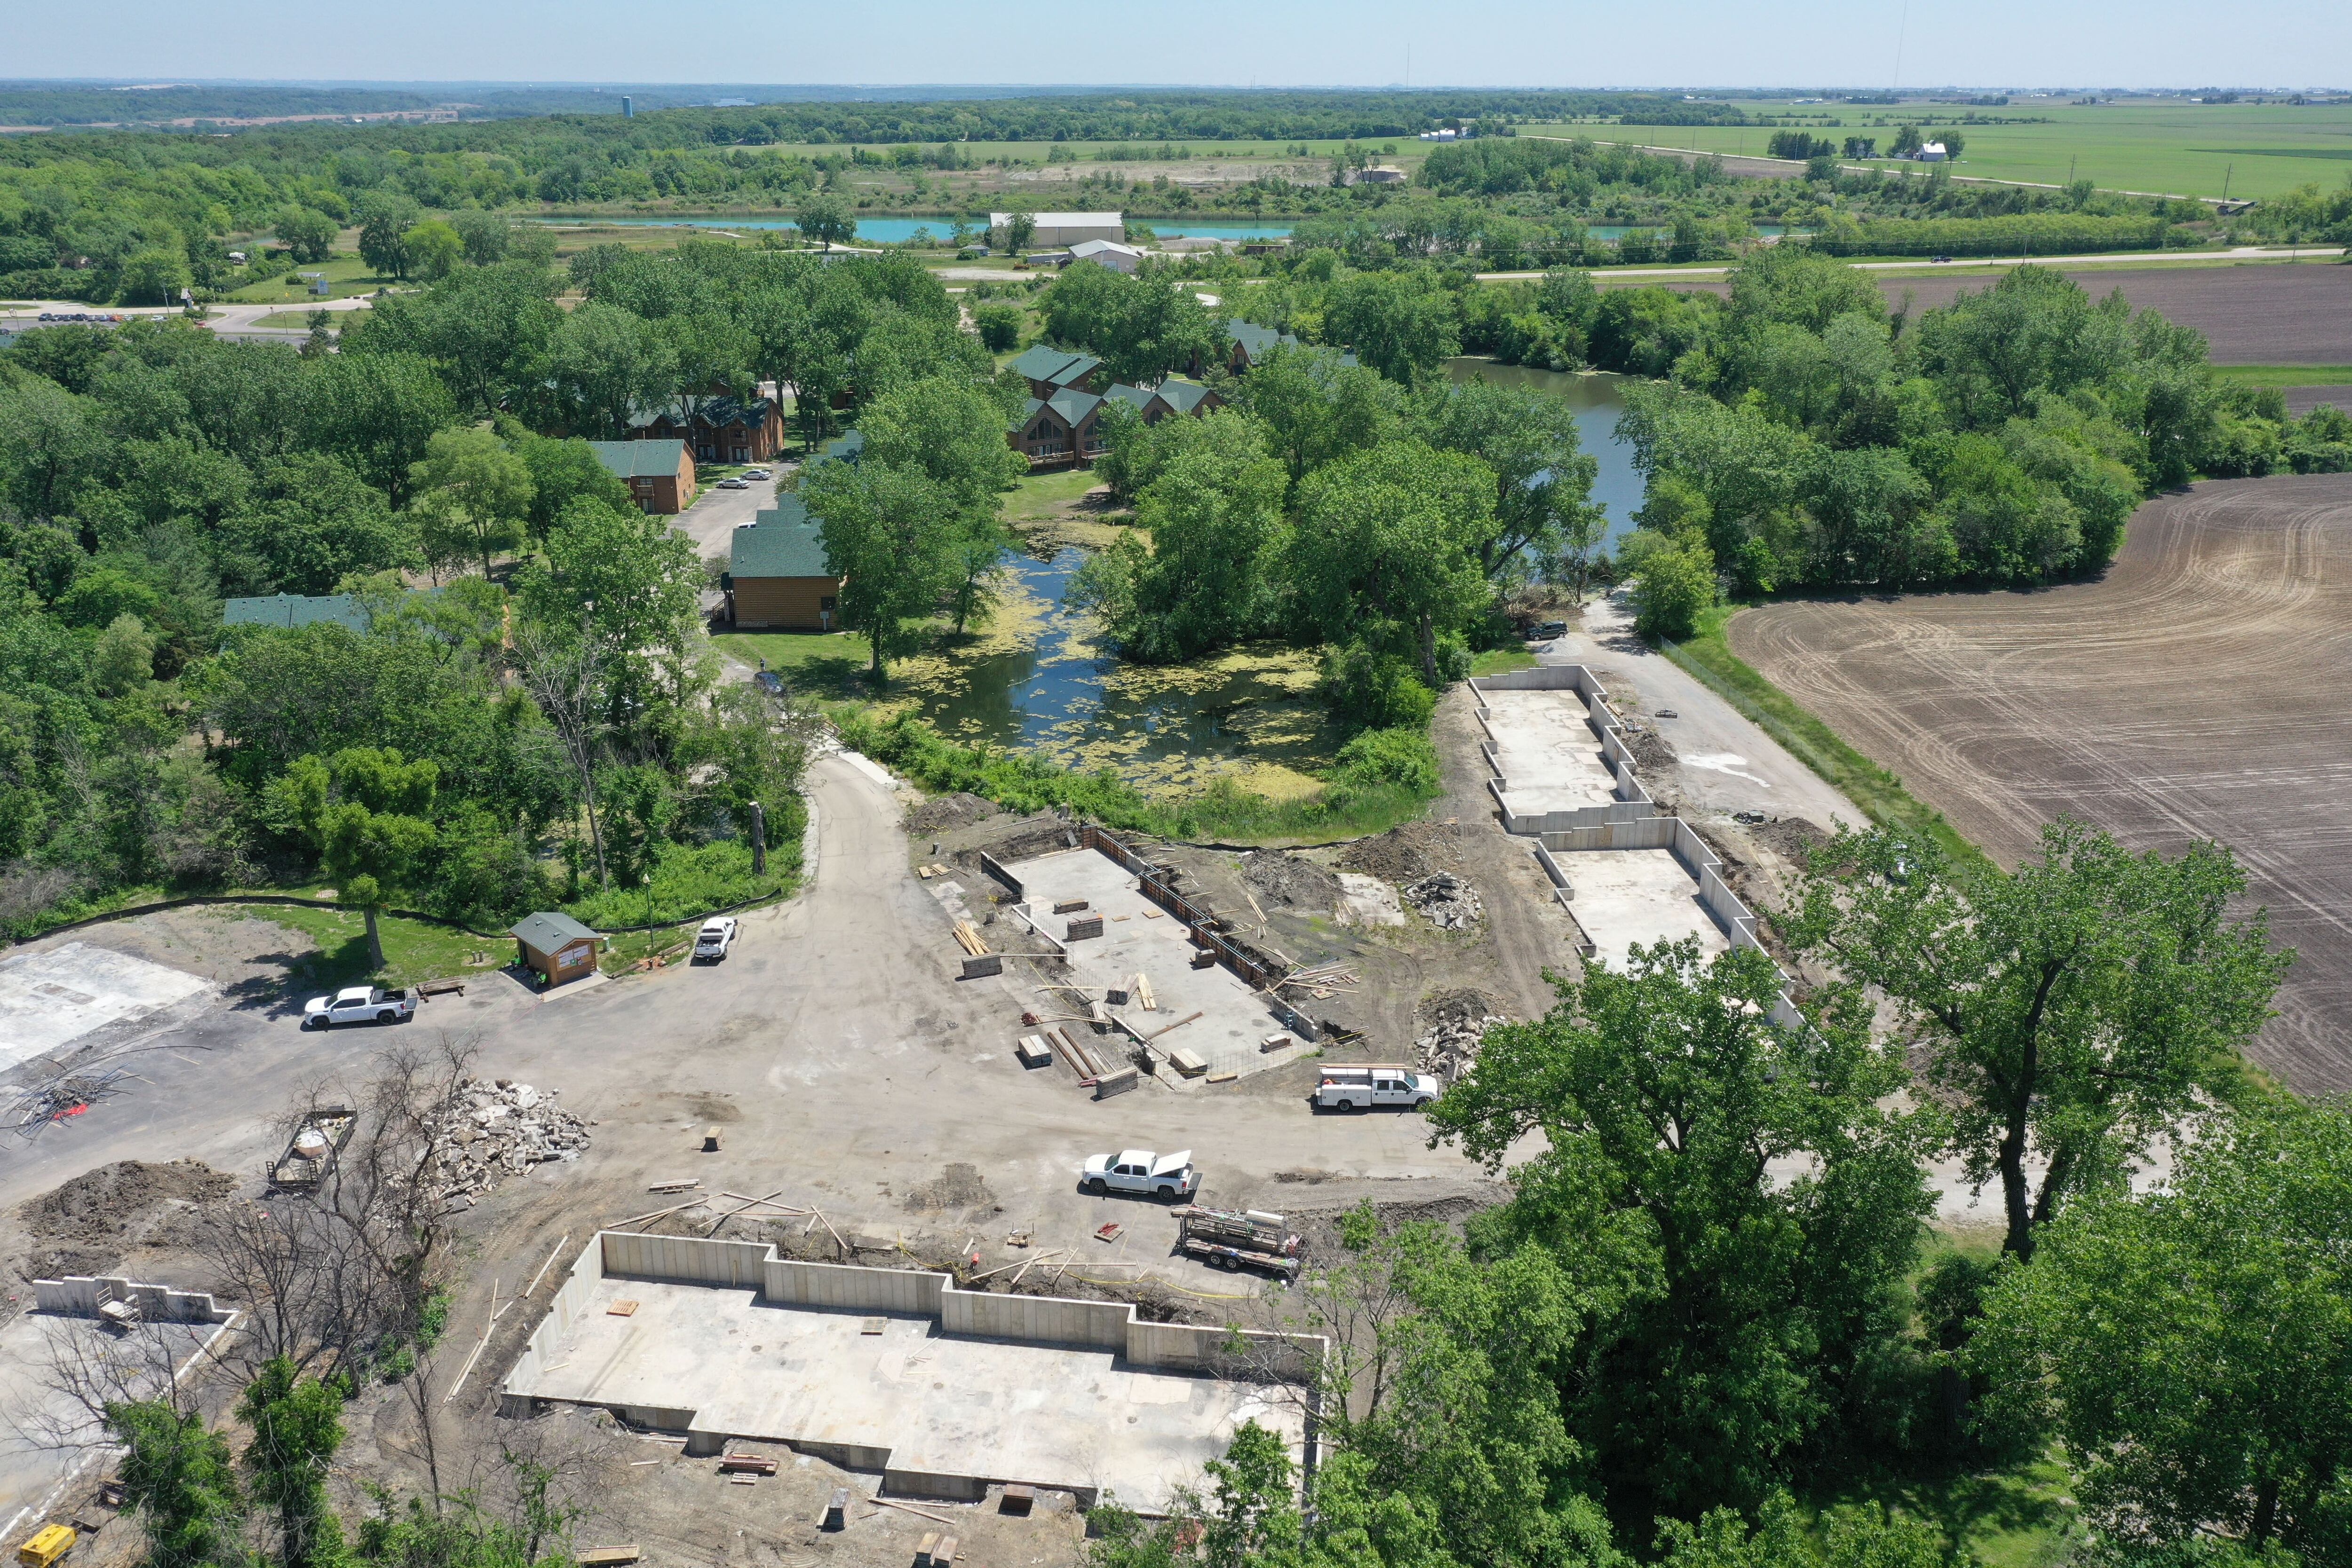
[1338,821,1463,885]
[901,1162,998,1215]
[17,1159,238,1281]
[905,792,1000,836]
[21,1160,236,1248]
[1748,817,1829,867]
[1621,723,1677,773]
[1240,850,1343,912]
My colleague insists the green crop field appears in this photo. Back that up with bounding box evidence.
[1528,96,2352,202]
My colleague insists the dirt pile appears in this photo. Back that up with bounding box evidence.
[18,1159,238,1277]
[905,792,999,836]
[1620,722,1677,773]
[1239,850,1342,912]
[1402,872,1482,931]
[428,1080,590,1208]
[1338,822,1462,884]
[1415,989,1511,1080]
[902,1162,999,1215]
[1748,817,1829,867]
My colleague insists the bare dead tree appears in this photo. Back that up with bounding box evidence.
[513,624,612,888]
[11,1314,208,1453]
[197,1035,478,1394]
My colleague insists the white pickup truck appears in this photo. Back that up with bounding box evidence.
[1080,1148,1202,1202]
[692,916,739,962]
[1314,1065,1441,1112]
[302,986,416,1029]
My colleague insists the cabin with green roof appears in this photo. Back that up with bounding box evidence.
[722,495,842,631]
[587,439,697,514]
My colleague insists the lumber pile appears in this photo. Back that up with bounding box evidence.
[952,920,988,956]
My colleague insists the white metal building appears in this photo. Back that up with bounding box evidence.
[989,211,1125,247]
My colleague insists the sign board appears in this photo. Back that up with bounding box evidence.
[556,941,594,969]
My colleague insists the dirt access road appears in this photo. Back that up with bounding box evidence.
[1728,474,2352,1093]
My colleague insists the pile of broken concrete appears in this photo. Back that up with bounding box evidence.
[1402,872,1483,931]
[429,1079,589,1207]
[1414,992,1510,1082]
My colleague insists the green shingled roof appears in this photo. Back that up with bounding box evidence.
[222,593,371,632]
[1155,378,1216,415]
[1006,345,1102,388]
[1101,383,1157,415]
[729,497,834,580]
[510,911,600,950]
[586,439,687,479]
[1225,319,1296,360]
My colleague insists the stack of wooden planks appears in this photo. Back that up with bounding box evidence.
[952,920,988,956]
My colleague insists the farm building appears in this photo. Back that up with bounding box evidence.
[588,439,697,514]
[989,211,1124,247]
[509,911,604,988]
[1066,239,1147,273]
[723,497,841,631]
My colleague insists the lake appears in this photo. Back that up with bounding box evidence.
[552,215,1296,243]
[1443,359,1645,546]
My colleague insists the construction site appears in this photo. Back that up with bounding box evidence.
[0,590,1863,1568]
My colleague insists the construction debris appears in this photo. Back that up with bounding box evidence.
[423,1079,591,1206]
[1402,872,1484,931]
[1414,989,1511,1081]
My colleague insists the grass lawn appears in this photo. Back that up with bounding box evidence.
[1806,1459,2080,1568]
[218,252,398,304]
[1002,465,1108,524]
[716,628,877,700]
[248,308,362,330]
[1470,646,1540,676]
[1529,96,2352,202]
[237,900,499,992]
[2212,363,2352,386]
[1663,604,1997,880]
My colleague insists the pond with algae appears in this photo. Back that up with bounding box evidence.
[761,370,1642,800]
[871,546,1338,800]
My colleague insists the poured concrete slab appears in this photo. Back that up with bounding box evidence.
[512,1271,1301,1513]
[1480,689,1619,815]
[1004,848,1311,1085]
[1562,848,1730,969]
[0,942,208,1073]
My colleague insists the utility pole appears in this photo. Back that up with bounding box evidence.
[749,801,767,876]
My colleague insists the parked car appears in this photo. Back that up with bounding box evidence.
[1313,1065,1440,1112]
[302,986,416,1028]
[691,916,739,962]
[741,467,772,481]
[1080,1148,1201,1201]
[715,476,750,490]
[1529,620,1567,640]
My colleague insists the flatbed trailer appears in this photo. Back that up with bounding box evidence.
[1173,1206,1303,1279]
[270,1106,356,1192]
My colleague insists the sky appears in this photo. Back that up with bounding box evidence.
[11,0,2351,91]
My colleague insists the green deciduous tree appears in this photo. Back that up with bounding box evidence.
[1971,1099,2352,1558]
[237,1355,348,1568]
[357,191,423,278]
[275,206,339,264]
[408,426,535,578]
[1416,377,1605,581]
[1321,270,1462,388]
[401,220,463,282]
[795,193,855,250]
[1788,819,2288,1260]
[105,1399,247,1568]
[1430,940,1931,1527]
[799,457,957,684]
[1291,440,1494,687]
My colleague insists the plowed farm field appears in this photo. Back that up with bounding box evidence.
[1727,475,2352,1092]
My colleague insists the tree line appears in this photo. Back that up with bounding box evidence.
[0,239,945,937]
[1091,820,2344,1568]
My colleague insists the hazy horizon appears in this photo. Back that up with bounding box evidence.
[11,0,2350,95]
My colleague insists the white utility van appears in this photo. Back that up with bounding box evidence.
[1314,1065,1441,1111]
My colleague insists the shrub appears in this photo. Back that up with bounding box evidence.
[973,302,1023,352]
[1629,537,1717,641]
[1317,643,1437,731]
[1331,727,1440,795]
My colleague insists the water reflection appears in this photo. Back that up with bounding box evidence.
[1442,358,1646,547]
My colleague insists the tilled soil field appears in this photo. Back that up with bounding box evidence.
[1727,474,2352,1092]
[1646,262,2352,365]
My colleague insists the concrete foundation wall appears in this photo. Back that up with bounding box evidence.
[767,1257,947,1314]
[943,1288,1127,1350]
[503,1233,1324,1412]
[603,1230,772,1289]
[1471,667,1657,834]
[32,1276,235,1323]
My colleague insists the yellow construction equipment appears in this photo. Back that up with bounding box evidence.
[17,1524,75,1568]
